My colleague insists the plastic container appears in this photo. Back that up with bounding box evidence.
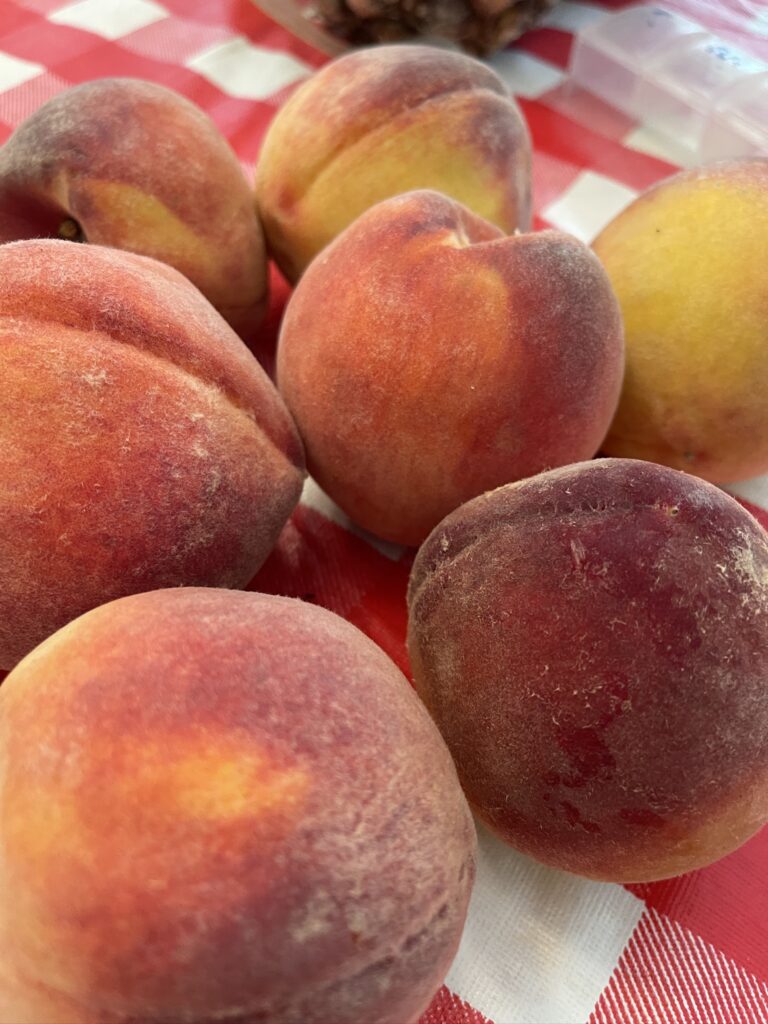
[570,5,768,163]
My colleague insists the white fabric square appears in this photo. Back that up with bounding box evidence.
[490,49,565,99]
[446,822,644,1024]
[186,37,311,100]
[725,475,768,510]
[301,478,404,562]
[0,51,43,92]
[49,0,168,39]
[542,170,638,242]
[120,18,233,64]
[623,124,695,168]
[542,2,607,32]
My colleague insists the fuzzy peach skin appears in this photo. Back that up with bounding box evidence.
[593,158,768,482]
[277,189,624,546]
[0,588,476,1024]
[0,239,304,671]
[408,458,768,883]
[254,45,531,281]
[0,78,267,343]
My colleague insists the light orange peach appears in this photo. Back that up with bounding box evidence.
[0,588,476,1024]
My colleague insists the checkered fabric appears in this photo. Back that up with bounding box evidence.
[1,1,767,1022]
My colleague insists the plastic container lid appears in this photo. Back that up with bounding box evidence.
[569,4,768,164]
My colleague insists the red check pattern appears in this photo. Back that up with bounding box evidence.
[1,1,767,1021]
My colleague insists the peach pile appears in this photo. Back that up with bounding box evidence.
[0,588,476,1024]
[0,239,304,670]
[408,458,768,882]
[0,78,268,343]
[593,158,768,482]
[277,189,624,545]
[255,44,531,281]
[2,31,768,1024]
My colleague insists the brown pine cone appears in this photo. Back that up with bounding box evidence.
[308,0,561,55]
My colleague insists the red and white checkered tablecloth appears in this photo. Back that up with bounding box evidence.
[1,1,767,1022]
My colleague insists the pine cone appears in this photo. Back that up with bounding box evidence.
[308,0,560,55]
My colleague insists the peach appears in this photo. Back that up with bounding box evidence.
[408,458,768,882]
[0,588,476,1024]
[0,78,267,343]
[593,158,768,482]
[255,45,531,281]
[277,189,624,546]
[0,239,304,671]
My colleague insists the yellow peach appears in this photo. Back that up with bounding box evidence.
[255,45,531,281]
[594,158,768,482]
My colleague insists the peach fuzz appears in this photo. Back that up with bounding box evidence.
[0,239,304,670]
[408,458,768,882]
[0,588,476,1024]
[255,45,531,281]
[277,189,624,546]
[0,78,268,343]
[593,158,768,482]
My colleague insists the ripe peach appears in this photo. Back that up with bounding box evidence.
[255,45,531,281]
[408,458,768,882]
[0,239,304,670]
[593,158,768,482]
[0,588,476,1024]
[277,189,624,545]
[0,78,267,343]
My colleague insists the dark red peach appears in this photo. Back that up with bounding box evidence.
[408,458,768,882]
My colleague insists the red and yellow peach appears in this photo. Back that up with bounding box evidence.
[277,189,624,545]
[0,588,476,1024]
[0,78,268,343]
[0,239,304,670]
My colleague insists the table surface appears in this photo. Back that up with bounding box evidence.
[1,1,767,1022]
